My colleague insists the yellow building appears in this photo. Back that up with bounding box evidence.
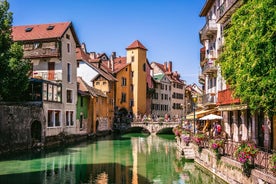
[126,40,148,116]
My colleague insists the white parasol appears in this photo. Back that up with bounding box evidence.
[199,114,223,120]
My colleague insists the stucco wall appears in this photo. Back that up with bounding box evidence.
[0,103,45,154]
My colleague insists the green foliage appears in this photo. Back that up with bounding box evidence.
[0,0,31,101]
[218,0,276,114]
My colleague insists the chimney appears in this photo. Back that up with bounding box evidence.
[168,61,172,73]
[110,56,114,72]
[97,60,102,68]
[112,52,116,58]
[90,52,96,59]
[81,43,87,53]
[164,62,167,72]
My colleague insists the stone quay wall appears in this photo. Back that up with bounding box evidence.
[0,102,44,154]
[192,144,276,184]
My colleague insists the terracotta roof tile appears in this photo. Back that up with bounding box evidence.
[77,77,106,97]
[76,47,90,62]
[112,57,129,73]
[152,62,166,73]
[126,40,147,50]
[12,22,80,46]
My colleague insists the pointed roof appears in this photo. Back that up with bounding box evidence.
[126,40,147,51]
[77,77,106,97]
[12,22,80,46]
[76,47,90,62]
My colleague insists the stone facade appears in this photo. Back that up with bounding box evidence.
[192,144,276,184]
[0,103,44,154]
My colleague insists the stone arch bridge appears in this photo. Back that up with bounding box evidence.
[130,121,180,134]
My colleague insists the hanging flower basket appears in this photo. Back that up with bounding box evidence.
[192,133,205,153]
[180,134,191,146]
[210,139,224,160]
[234,141,258,177]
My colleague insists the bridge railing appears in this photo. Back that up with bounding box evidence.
[132,117,182,124]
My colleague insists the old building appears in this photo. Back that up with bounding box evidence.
[151,73,171,117]
[151,61,186,118]
[77,45,117,133]
[199,0,274,149]
[12,22,80,140]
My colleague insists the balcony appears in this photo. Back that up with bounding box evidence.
[200,47,206,63]
[202,93,216,106]
[202,60,217,74]
[200,19,217,41]
[24,48,60,59]
[217,0,242,24]
[198,74,205,85]
[217,88,240,105]
[33,71,62,81]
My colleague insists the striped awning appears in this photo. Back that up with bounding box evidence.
[186,108,217,120]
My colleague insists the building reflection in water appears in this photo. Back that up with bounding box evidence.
[0,135,224,183]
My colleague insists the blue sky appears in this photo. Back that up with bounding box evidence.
[9,0,205,85]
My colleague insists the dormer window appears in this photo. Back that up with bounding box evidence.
[25,27,33,32]
[47,25,55,30]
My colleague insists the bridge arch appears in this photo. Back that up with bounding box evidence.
[130,122,179,134]
[124,126,150,134]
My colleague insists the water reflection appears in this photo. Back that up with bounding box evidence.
[0,134,224,184]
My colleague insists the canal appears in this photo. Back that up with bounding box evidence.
[0,133,224,183]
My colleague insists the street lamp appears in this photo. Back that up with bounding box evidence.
[192,95,198,134]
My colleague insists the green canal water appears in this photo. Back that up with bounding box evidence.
[0,134,224,184]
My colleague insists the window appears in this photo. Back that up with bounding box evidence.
[47,25,55,30]
[121,77,127,86]
[48,84,53,101]
[55,111,60,126]
[121,93,126,103]
[48,110,61,127]
[67,43,71,53]
[67,63,71,82]
[143,63,146,72]
[131,56,134,62]
[95,81,100,85]
[130,100,134,107]
[42,83,61,102]
[131,84,134,91]
[80,114,83,129]
[67,90,73,103]
[25,27,33,32]
[80,96,83,107]
[66,111,74,126]
[66,34,70,39]
[48,110,53,127]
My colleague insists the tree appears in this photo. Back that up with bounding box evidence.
[218,0,276,114]
[0,0,30,101]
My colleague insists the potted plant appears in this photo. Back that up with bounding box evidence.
[210,139,224,160]
[234,141,258,177]
[172,126,182,137]
[192,133,205,153]
[180,134,191,146]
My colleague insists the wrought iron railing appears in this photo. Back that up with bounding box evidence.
[190,135,275,174]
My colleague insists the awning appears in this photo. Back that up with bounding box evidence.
[218,104,247,111]
[186,109,217,120]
